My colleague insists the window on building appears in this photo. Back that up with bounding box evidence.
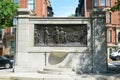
[118,13,120,23]
[12,18,17,35]
[118,13,120,16]
[0,48,2,56]
[28,0,34,10]
[100,0,106,6]
[118,32,120,42]
[13,18,17,27]
[93,0,97,7]
[108,0,111,7]
[109,30,112,42]
[109,48,112,54]
[0,29,2,39]
[108,13,112,23]
[13,0,18,5]
[11,28,16,35]
[11,41,15,55]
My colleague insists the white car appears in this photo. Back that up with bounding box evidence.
[110,49,120,60]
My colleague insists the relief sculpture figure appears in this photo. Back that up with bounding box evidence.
[34,29,41,44]
[43,27,50,45]
[53,26,60,44]
[59,27,67,44]
[79,27,87,45]
[63,32,67,44]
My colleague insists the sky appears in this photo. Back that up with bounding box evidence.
[50,0,78,17]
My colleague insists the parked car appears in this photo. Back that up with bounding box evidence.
[0,56,14,69]
[110,49,120,60]
[3,55,14,61]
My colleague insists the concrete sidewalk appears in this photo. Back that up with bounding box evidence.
[0,72,120,80]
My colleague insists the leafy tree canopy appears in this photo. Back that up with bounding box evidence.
[0,0,18,28]
[110,0,120,12]
[68,14,75,17]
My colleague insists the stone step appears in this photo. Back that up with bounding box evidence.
[43,67,73,72]
[38,67,77,75]
[38,70,76,75]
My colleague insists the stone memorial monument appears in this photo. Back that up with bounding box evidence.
[14,8,107,73]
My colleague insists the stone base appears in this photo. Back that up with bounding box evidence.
[14,53,45,72]
[14,66,40,73]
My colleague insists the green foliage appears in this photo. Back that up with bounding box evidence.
[0,0,18,28]
[110,0,120,12]
[68,14,75,17]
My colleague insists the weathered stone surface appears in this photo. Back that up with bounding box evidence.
[15,8,107,73]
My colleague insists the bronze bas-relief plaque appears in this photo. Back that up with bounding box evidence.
[34,24,87,47]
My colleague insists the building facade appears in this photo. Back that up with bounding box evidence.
[1,0,53,56]
[19,0,53,17]
[75,0,120,60]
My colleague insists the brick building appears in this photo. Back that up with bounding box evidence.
[1,0,53,56]
[19,0,53,17]
[75,0,120,60]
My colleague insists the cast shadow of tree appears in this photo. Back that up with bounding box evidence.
[65,17,108,74]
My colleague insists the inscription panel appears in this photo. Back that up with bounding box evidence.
[34,24,87,47]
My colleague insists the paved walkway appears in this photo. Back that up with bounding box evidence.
[0,72,120,80]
